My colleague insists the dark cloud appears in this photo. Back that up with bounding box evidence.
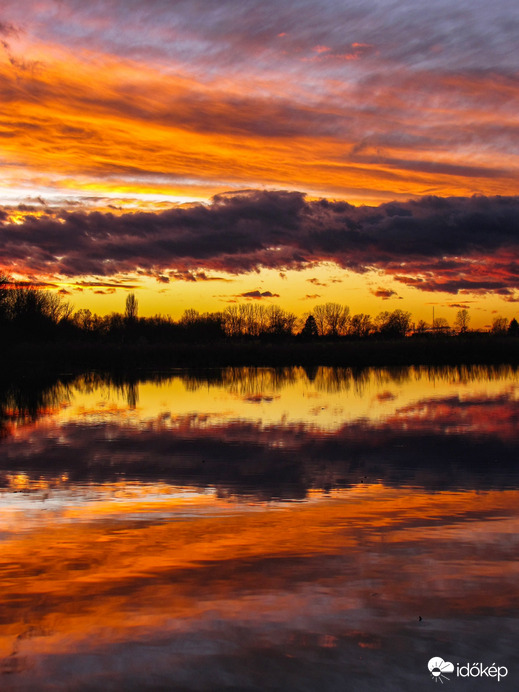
[168,270,231,282]
[2,279,59,289]
[2,191,519,295]
[394,275,423,286]
[371,287,398,300]
[393,276,514,295]
[239,290,280,299]
[75,280,139,289]
[194,271,231,282]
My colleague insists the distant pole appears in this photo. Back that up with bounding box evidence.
[432,306,435,329]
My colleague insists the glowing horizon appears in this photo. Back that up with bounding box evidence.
[1,1,518,327]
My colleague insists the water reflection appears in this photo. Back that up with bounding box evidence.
[1,367,519,690]
[1,366,518,497]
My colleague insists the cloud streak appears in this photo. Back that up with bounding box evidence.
[0,1,518,203]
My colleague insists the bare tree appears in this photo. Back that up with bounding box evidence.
[0,274,11,320]
[454,309,470,334]
[45,292,73,322]
[240,304,267,336]
[375,309,412,338]
[222,305,244,336]
[7,286,72,325]
[324,302,350,336]
[348,313,373,338]
[312,304,327,336]
[125,293,138,322]
[265,305,297,336]
[252,304,268,335]
[432,316,450,335]
[312,303,349,336]
[491,316,508,335]
[72,308,95,331]
[179,308,199,327]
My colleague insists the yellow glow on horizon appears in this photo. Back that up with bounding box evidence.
[34,265,516,330]
[2,36,519,327]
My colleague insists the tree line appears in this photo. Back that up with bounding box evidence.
[1,275,518,344]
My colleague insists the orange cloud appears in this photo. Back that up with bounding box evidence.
[1,31,518,206]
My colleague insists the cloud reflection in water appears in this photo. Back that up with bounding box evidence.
[1,366,519,690]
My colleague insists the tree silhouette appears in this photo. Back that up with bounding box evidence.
[222,305,244,337]
[432,316,450,335]
[348,313,373,338]
[0,274,10,322]
[375,309,412,338]
[312,304,327,336]
[491,316,508,335]
[300,314,318,338]
[125,293,138,323]
[508,318,519,336]
[414,319,429,334]
[324,302,350,336]
[312,303,349,336]
[265,305,297,336]
[2,284,72,338]
[454,309,470,334]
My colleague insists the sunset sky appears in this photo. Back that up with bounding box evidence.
[1,0,518,326]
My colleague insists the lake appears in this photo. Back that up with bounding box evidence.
[1,365,518,690]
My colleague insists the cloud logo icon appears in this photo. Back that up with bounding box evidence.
[428,657,454,682]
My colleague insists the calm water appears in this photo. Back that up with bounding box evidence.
[1,366,518,690]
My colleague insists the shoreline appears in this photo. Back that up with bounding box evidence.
[1,336,518,375]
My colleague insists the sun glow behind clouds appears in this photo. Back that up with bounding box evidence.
[1,1,519,320]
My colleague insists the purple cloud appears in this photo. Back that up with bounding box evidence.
[239,290,280,299]
[372,287,398,300]
[2,191,519,295]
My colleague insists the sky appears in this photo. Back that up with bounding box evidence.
[1,0,518,326]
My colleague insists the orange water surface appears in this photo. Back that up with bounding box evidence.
[1,366,518,690]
